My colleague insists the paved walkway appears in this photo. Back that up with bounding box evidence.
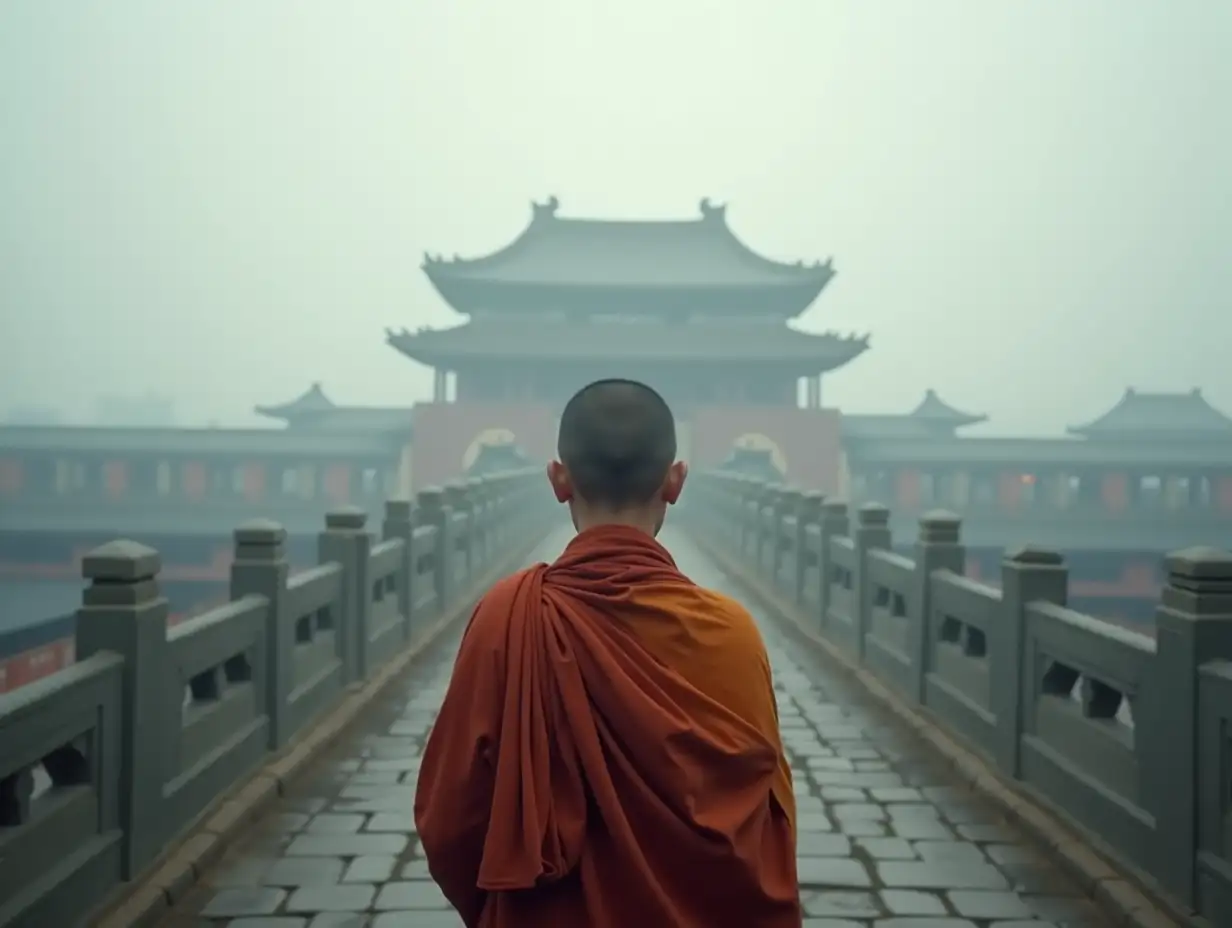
[162,527,1110,927]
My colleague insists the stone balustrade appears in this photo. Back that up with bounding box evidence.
[0,468,553,928]
[687,470,1232,926]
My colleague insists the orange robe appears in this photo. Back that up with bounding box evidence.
[414,525,800,927]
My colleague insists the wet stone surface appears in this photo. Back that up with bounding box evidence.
[164,528,1110,927]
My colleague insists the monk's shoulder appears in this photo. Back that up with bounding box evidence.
[481,567,533,604]
[687,587,765,644]
[464,567,534,641]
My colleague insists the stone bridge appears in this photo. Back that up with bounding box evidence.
[0,470,1223,927]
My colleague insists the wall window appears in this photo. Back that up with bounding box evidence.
[1165,476,1190,510]
[361,468,379,495]
[948,471,970,508]
[1195,476,1212,506]
[0,457,22,495]
[1137,475,1163,506]
[918,473,936,507]
[156,461,173,496]
[54,458,71,495]
[1060,474,1080,509]
[1019,474,1037,505]
[231,464,246,495]
[298,465,317,499]
[280,467,299,496]
[972,474,995,505]
[54,459,88,493]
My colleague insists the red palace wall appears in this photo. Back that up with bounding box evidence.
[410,401,557,491]
[690,406,844,493]
[411,401,844,494]
[0,637,75,693]
[0,602,215,694]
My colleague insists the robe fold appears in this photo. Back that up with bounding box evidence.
[415,525,801,927]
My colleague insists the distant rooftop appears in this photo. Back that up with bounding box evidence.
[1067,388,1232,440]
[255,382,335,422]
[843,389,988,440]
[255,384,413,434]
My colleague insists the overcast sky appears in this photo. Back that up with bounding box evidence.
[1,2,1228,434]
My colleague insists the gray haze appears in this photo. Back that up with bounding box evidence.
[2,2,1229,434]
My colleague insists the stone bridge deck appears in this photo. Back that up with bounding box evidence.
[158,527,1108,928]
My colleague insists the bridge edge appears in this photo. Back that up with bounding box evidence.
[688,527,1195,928]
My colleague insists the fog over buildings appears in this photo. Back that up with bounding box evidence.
[1,2,1228,433]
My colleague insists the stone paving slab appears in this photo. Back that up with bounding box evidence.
[161,527,1111,928]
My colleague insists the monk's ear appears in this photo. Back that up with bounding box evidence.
[661,461,687,505]
[547,460,573,503]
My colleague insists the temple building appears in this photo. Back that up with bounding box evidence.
[387,197,867,412]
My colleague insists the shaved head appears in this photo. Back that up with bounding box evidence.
[557,379,677,509]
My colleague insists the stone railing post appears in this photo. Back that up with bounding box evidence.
[795,491,824,604]
[722,477,741,545]
[758,484,782,576]
[74,540,170,877]
[853,503,892,664]
[417,487,451,610]
[444,481,471,585]
[997,545,1066,777]
[382,500,415,643]
[230,520,290,748]
[467,478,487,566]
[742,480,763,558]
[817,500,849,632]
[776,487,803,592]
[484,478,502,551]
[319,508,371,684]
[480,477,496,564]
[910,512,966,707]
[717,476,731,540]
[712,476,728,541]
[1150,546,1232,908]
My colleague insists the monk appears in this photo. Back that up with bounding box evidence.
[415,378,800,927]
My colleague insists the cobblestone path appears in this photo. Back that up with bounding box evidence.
[164,527,1110,927]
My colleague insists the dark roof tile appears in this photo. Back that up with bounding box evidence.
[420,198,835,316]
[908,389,987,426]
[1067,388,1232,438]
[255,382,335,421]
[387,320,869,368]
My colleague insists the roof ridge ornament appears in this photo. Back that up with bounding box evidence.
[531,196,560,220]
[699,197,726,221]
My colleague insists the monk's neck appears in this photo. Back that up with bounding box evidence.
[572,510,659,538]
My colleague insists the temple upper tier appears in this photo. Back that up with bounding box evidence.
[420,197,835,319]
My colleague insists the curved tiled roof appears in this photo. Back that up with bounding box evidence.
[255,383,335,421]
[1067,388,1232,438]
[907,389,987,426]
[386,321,869,369]
[843,390,988,440]
[420,198,835,318]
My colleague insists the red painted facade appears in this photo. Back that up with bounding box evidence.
[0,599,221,693]
[0,457,23,492]
[410,401,557,491]
[0,637,74,693]
[691,407,844,494]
